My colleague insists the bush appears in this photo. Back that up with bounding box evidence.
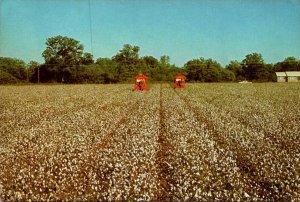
[0,70,19,84]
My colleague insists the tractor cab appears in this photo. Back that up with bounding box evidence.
[134,74,148,91]
[174,75,186,88]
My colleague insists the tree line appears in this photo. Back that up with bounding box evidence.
[1,35,300,84]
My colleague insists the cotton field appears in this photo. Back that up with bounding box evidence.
[0,83,300,201]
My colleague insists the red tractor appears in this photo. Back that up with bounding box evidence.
[134,74,148,91]
[174,74,186,88]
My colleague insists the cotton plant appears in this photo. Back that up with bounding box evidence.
[0,83,299,201]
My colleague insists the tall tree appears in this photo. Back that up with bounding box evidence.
[204,59,222,82]
[140,56,159,79]
[265,63,276,81]
[81,53,94,65]
[158,55,178,81]
[160,55,170,66]
[141,56,159,69]
[184,58,206,81]
[184,58,228,82]
[27,61,40,82]
[226,60,244,81]
[112,44,140,81]
[95,57,118,83]
[42,35,84,65]
[42,35,84,82]
[274,57,299,72]
[242,53,265,81]
[96,57,112,66]
[221,68,236,81]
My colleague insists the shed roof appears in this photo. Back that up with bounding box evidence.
[275,72,287,77]
[285,71,300,77]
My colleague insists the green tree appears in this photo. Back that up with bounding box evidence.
[141,56,159,69]
[27,61,40,82]
[226,60,244,81]
[265,63,276,81]
[96,57,112,66]
[221,68,236,81]
[95,57,118,83]
[160,55,170,66]
[42,35,84,82]
[0,57,26,81]
[140,56,159,80]
[42,35,84,65]
[0,70,18,84]
[139,55,182,81]
[112,44,140,82]
[64,65,105,84]
[184,58,205,81]
[242,53,265,81]
[81,53,94,65]
[204,59,222,82]
[157,55,181,81]
[274,57,299,72]
[184,58,226,82]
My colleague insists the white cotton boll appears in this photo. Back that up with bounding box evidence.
[2,83,300,201]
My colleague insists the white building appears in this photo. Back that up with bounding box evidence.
[275,71,300,82]
[286,71,300,82]
[275,72,287,82]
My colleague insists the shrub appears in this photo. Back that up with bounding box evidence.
[0,70,18,84]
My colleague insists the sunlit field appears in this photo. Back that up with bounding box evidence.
[0,83,300,201]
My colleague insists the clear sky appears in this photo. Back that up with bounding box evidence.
[1,0,300,67]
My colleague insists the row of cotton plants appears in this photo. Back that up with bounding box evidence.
[158,84,249,200]
[84,85,161,201]
[0,83,299,201]
[0,84,140,201]
[181,83,300,200]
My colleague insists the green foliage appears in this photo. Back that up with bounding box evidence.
[184,58,232,82]
[265,64,276,82]
[139,55,183,81]
[221,69,236,81]
[27,61,40,82]
[274,57,300,72]
[1,35,299,84]
[0,70,18,84]
[41,36,97,82]
[95,57,118,83]
[30,64,107,84]
[160,55,170,66]
[63,65,105,84]
[226,61,244,81]
[242,53,265,81]
[238,52,279,82]
[0,57,27,81]
[42,35,84,66]
[81,53,94,65]
[112,44,140,82]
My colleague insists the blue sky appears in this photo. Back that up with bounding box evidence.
[1,0,300,67]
